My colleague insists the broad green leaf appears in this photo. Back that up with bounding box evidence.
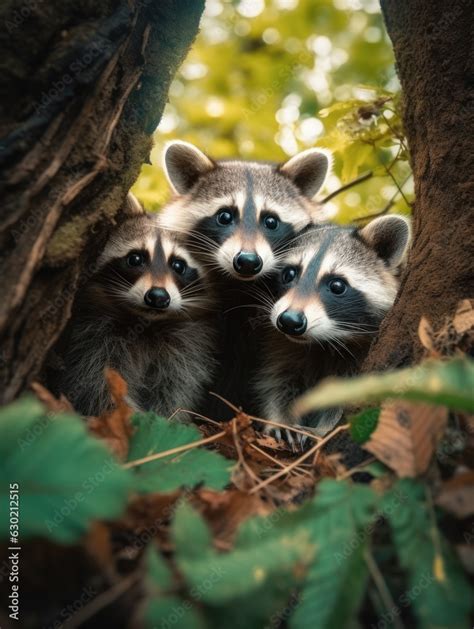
[291,480,378,629]
[143,545,206,629]
[172,502,315,628]
[173,502,314,605]
[144,597,205,629]
[0,397,131,543]
[127,413,232,493]
[384,480,472,629]
[349,408,380,444]
[295,358,474,416]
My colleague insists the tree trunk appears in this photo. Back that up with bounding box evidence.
[0,0,205,404]
[364,0,474,371]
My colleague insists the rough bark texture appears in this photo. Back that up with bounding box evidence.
[0,0,205,403]
[364,0,474,371]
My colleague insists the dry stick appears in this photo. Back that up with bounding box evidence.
[337,457,376,480]
[250,415,322,442]
[249,443,312,478]
[249,424,349,494]
[320,170,373,204]
[174,407,222,427]
[123,431,226,469]
[62,571,140,629]
[353,172,413,223]
[364,548,405,629]
[232,417,260,487]
[208,391,322,442]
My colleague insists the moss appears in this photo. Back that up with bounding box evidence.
[45,215,93,265]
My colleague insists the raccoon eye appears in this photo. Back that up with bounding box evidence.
[328,278,347,295]
[127,251,145,267]
[282,266,298,284]
[171,258,187,275]
[262,213,279,231]
[216,208,234,226]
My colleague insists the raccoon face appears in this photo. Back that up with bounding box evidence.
[270,215,411,344]
[159,141,332,281]
[95,212,209,320]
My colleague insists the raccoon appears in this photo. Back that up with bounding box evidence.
[158,141,332,419]
[50,196,216,418]
[254,215,411,446]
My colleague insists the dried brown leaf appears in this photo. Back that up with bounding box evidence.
[365,400,448,477]
[452,299,474,336]
[194,488,271,546]
[88,369,134,461]
[435,471,474,518]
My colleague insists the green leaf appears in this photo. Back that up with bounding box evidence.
[172,501,314,628]
[295,358,474,416]
[0,397,131,543]
[144,597,205,629]
[291,480,378,629]
[384,480,472,629]
[143,542,207,628]
[349,408,380,444]
[127,413,232,493]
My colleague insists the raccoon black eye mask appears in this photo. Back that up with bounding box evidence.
[48,196,217,419]
[254,214,411,446]
[159,140,333,281]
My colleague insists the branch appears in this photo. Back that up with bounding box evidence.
[321,170,373,204]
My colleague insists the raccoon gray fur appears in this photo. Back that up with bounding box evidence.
[158,141,332,420]
[254,215,411,447]
[50,197,216,418]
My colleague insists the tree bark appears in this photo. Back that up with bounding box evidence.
[364,0,474,371]
[0,0,205,403]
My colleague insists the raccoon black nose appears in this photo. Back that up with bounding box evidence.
[277,310,307,336]
[144,287,170,310]
[233,252,263,276]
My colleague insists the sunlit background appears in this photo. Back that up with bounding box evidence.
[133,0,413,223]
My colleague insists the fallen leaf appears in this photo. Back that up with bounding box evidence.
[194,489,270,546]
[451,299,474,336]
[364,400,448,477]
[88,369,134,461]
[435,471,474,518]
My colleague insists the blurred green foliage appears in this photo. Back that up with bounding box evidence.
[133,0,413,223]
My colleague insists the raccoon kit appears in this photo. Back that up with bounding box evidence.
[51,198,216,417]
[254,215,411,445]
[159,140,332,419]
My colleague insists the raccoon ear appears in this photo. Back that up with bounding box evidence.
[359,215,411,268]
[163,140,215,195]
[279,148,332,198]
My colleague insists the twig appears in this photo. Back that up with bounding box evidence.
[62,571,140,629]
[208,391,321,442]
[232,418,260,486]
[123,431,226,469]
[353,172,412,223]
[249,443,313,478]
[174,407,222,427]
[249,424,349,494]
[249,416,322,442]
[337,456,376,480]
[321,170,373,204]
[364,548,405,629]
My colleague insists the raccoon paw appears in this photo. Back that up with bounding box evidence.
[262,424,309,452]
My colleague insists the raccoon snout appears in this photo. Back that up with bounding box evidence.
[144,287,171,310]
[233,251,263,277]
[277,310,307,336]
